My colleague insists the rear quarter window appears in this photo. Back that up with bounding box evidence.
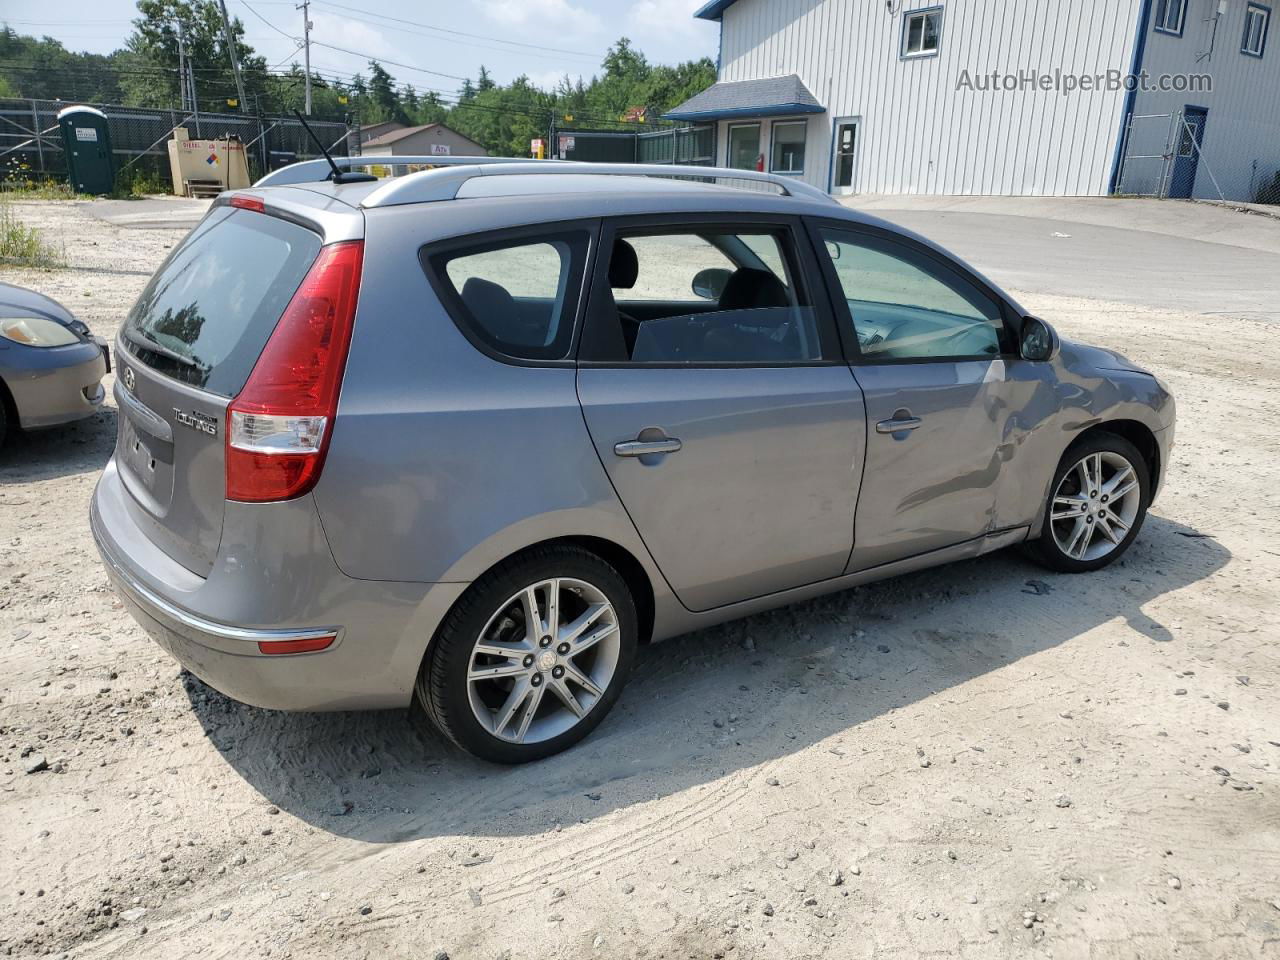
[122,208,322,396]
[422,229,590,362]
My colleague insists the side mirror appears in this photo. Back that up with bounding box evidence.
[691,267,732,301]
[1019,315,1060,362]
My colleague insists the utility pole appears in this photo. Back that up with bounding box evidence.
[189,55,201,135]
[297,0,313,115]
[174,18,201,133]
[215,0,248,112]
[174,19,188,112]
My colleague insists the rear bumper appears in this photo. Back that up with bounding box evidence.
[91,457,468,711]
[3,340,107,429]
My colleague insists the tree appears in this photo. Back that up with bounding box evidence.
[366,60,407,124]
[122,0,266,110]
[591,37,654,118]
[0,28,125,102]
[0,23,720,159]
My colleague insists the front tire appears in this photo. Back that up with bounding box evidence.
[416,545,638,763]
[1029,432,1150,573]
[0,381,9,448]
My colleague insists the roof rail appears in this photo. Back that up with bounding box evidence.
[253,154,539,188]
[360,161,838,207]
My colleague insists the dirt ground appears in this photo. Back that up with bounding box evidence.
[1,198,1278,960]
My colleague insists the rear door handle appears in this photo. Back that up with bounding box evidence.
[614,437,683,457]
[876,416,923,434]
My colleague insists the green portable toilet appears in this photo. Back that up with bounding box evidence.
[57,106,115,195]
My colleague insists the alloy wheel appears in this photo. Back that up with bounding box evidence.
[466,578,620,744]
[1049,451,1142,563]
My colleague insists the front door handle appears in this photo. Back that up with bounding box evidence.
[614,437,683,457]
[876,416,923,434]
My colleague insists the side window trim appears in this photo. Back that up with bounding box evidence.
[419,218,600,368]
[804,216,1018,365]
[577,212,844,368]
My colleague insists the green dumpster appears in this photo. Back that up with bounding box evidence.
[57,106,115,195]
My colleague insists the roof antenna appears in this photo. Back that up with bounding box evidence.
[293,110,376,184]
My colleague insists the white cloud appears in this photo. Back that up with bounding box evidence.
[480,0,602,35]
[625,0,719,61]
[309,13,401,62]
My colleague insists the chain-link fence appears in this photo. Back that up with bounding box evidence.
[1115,107,1280,206]
[0,97,351,188]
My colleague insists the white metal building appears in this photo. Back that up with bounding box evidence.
[666,0,1280,200]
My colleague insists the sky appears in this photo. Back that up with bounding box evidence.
[3,0,721,94]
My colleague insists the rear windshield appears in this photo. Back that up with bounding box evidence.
[121,208,322,396]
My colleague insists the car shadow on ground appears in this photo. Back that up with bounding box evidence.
[185,513,1227,843]
[0,406,116,484]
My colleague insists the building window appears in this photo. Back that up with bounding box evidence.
[727,123,761,171]
[1243,3,1270,57]
[770,121,807,175]
[901,6,943,58]
[1154,0,1186,35]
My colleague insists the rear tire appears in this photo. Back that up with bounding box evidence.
[416,545,638,764]
[1029,432,1150,573]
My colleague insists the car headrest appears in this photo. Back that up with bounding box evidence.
[718,267,791,311]
[460,275,517,318]
[609,238,639,289]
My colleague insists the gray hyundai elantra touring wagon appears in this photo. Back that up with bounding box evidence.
[91,158,1175,762]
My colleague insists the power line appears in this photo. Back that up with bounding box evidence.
[238,0,300,44]
[237,3,467,84]
[306,39,470,81]
[309,1,602,60]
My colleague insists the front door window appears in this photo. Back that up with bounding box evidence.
[818,227,1005,360]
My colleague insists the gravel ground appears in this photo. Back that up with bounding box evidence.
[2,198,1279,959]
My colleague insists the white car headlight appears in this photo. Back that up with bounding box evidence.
[0,315,80,348]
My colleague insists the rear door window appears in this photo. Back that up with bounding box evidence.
[424,229,590,362]
[122,207,322,396]
[584,224,832,364]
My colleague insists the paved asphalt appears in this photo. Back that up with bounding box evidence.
[846,195,1280,320]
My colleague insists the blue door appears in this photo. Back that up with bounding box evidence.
[1168,107,1208,199]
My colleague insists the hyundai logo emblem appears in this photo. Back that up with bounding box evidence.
[123,366,135,393]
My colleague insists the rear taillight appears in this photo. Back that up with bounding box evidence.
[226,240,363,503]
